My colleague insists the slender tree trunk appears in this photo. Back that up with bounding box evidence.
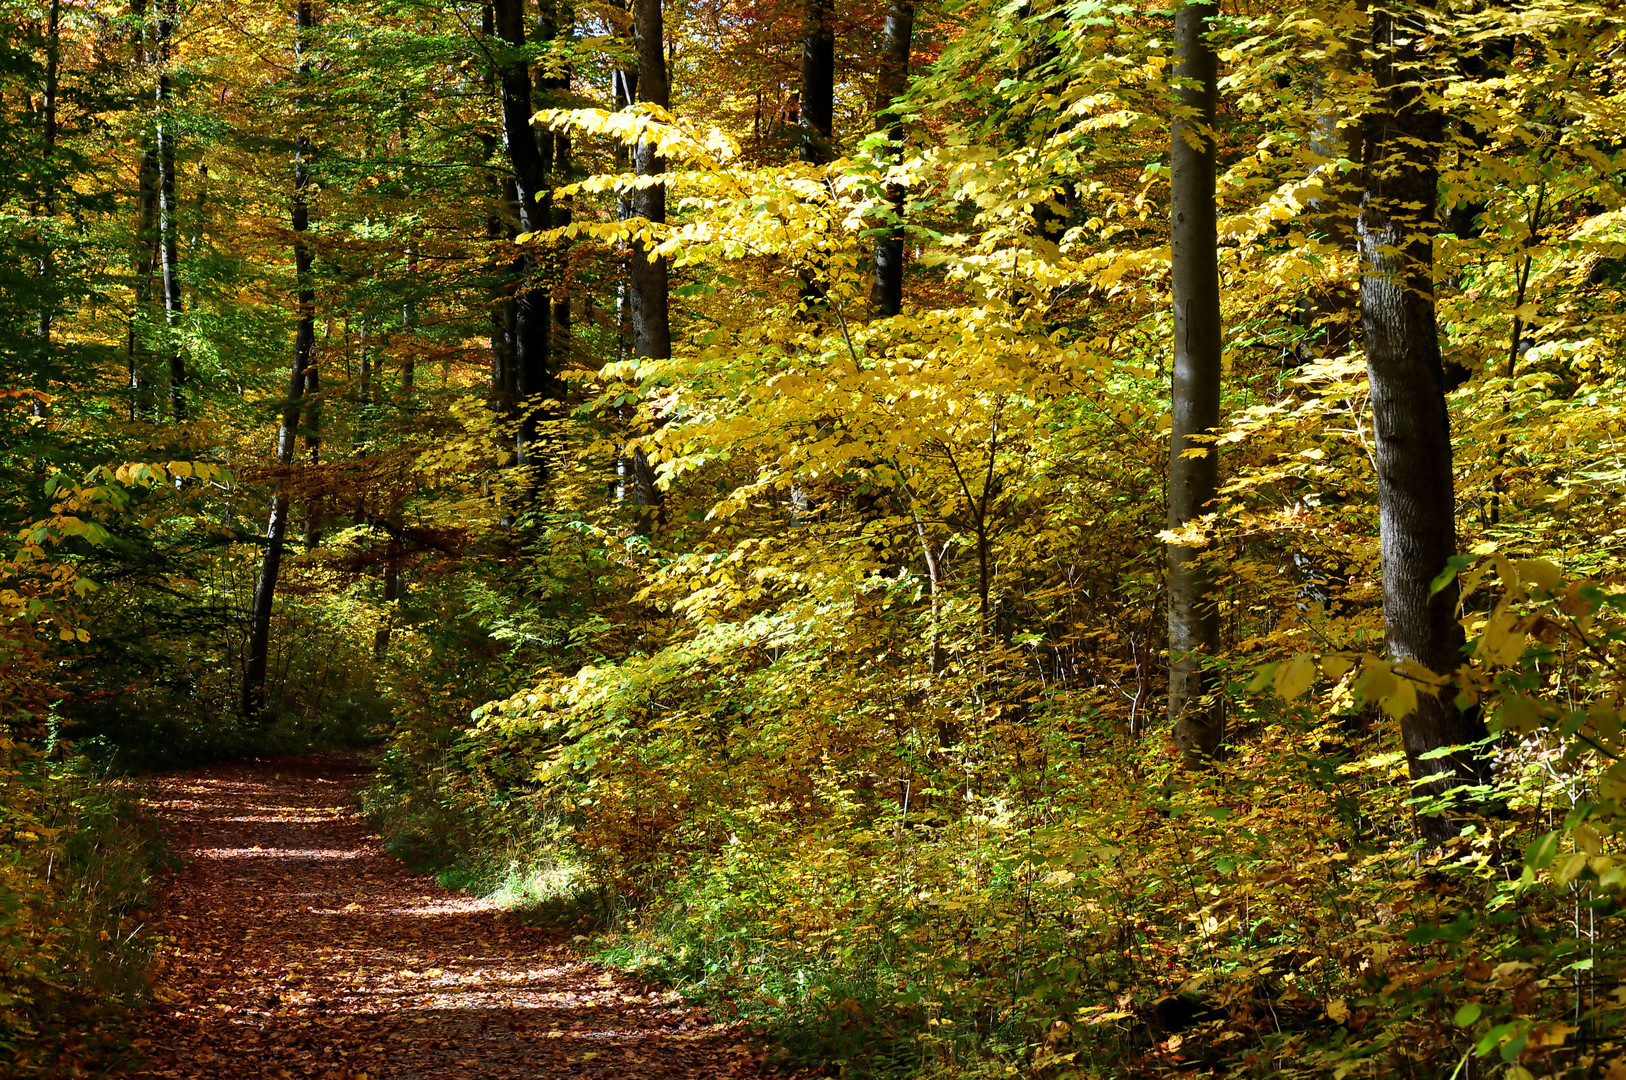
[493,0,555,497]
[128,1,158,420]
[130,144,159,419]
[868,0,913,318]
[400,238,417,399]
[627,0,669,528]
[302,337,322,550]
[551,1,576,359]
[34,0,61,394]
[155,0,186,420]
[374,536,400,660]
[244,0,318,720]
[1359,3,1490,841]
[356,315,371,408]
[1166,0,1224,764]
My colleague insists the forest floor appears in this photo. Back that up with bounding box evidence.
[114,754,773,1080]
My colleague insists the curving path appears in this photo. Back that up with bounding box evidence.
[118,755,767,1080]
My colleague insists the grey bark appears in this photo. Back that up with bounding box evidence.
[244,0,318,720]
[799,0,834,165]
[401,238,418,399]
[127,1,159,420]
[1166,0,1224,763]
[154,0,186,420]
[34,0,60,386]
[868,0,913,318]
[493,0,556,496]
[1358,4,1491,841]
[627,0,669,528]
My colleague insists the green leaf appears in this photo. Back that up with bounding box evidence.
[1453,1002,1482,1027]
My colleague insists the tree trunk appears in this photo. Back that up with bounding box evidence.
[551,1,576,360]
[243,0,318,721]
[1166,0,1224,764]
[128,1,158,421]
[302,335,322,550]
[795,0,835,313]
[627,0,670,528]
[155,0,186,421]
[374,536,400,660]
[1358,4,1490,841]
[130,143,159,420]
[799,0,834,165]
[868,0,913,318]
[400,237,417,399]
[1297,30,1362,363]
[34,0,61,394]
[493,0,555,497]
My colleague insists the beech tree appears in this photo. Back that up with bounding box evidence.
[1358,1,1490,838]
[1166,0,1223,762]
[868,0,913,318]
[493,0,557,495]
[626,0,669,523]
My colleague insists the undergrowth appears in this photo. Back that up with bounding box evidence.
[362,564,1626,1079]
[0,745,169,1077]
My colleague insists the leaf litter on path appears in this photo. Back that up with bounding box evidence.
[114,755,775,1080]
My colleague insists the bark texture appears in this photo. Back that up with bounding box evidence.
[799,0,835,165]
[1166,0,1224,763]
[868,0,913,318]
[494,0,556,495]
[627,0,670,528]
[1358,4,1490,841]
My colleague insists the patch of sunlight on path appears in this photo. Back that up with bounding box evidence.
[114,754,772,1080]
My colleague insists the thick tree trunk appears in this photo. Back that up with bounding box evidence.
[155,0,186,420]
[1166,0,1224,763]
[868,0,913,318]
[627,0,670,528]
[1359,5,1490,841]
[798,0,834,165]
[795,0,835,313]
[493,0,555,497]
[243,0,318,721]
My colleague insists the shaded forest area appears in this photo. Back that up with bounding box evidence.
[5,0,1626,1076]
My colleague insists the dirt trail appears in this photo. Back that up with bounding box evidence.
[118,755,767,1080]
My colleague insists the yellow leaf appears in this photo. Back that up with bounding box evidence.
[1321,655,1354,680]
[1554,852,1590,887]
[1274,654,1317,699]
[1575,823,1603,856]
[1516,559,1562,592]
[1325,998,1350,1023]
[1379,676,1417,719]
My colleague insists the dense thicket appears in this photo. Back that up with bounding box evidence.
[7,0,1626,1076]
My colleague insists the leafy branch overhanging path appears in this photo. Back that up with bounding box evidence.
[117,756,768,1080]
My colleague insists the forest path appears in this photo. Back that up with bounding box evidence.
[118,754,766,1080]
